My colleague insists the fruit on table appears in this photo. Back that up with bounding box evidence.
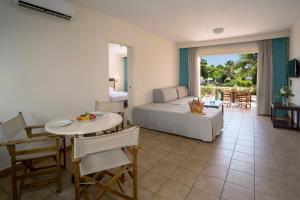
[77,112,96,121]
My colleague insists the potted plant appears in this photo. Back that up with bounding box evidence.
[280,86,294,105]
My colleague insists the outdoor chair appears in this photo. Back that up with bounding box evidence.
[72,126,140,200]
[223,89,232,107]
[236,90,251,108]
[0,112,64,200]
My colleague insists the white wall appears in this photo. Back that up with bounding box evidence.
[0,0,178,169]
[290,18,300,105]
[109,45,126,91]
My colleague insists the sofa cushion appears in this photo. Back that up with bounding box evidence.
[176,86,189,98]
[153,87,178,103]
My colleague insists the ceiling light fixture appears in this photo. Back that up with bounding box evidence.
[213,27,224,34]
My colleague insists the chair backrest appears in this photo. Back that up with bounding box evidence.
[73,126,139,159]
[237,91,248,97]
[0,112,27,140]
[95,101,125,113]
[223,90,231,95]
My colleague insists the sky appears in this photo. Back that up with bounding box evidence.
[202,54,240,66]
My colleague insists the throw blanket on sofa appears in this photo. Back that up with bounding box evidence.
[132,100,223,142]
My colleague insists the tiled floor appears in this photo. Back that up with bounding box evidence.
[1,107,300,200]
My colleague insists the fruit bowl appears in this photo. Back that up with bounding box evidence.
[77,112,97,122]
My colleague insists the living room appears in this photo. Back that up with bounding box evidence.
[1,0,300,200]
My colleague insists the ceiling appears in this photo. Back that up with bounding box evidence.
[75,0,300,43]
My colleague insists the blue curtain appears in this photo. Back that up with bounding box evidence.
[272,37,289,116]
[179,48,189,87]
[272,38,289,101]
[124,57,128,92]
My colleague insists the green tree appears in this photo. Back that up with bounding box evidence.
[223,60,236,79]
[200,58,209,79]
[235,53,257,84]
[200,54,257,87]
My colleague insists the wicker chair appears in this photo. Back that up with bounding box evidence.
[72,126,140,200]
[0,112,64,200]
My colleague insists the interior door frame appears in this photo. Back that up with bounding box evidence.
[108,42,134,122]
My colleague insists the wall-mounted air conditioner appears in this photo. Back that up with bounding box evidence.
[16,0,75,20]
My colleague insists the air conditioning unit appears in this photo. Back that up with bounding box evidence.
[16,0,75,20]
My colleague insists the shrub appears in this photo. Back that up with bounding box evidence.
[237,80,252,87]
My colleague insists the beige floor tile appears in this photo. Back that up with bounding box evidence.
[232,152,254,163]
[221,182,254,200]
[287,186,300,200]
[255,191,283,200]
[236,139,254,148]
[173,146,194,157]
[137,187,155,200]
[227,170,254,190]
[156,143,176,152]
[284,172,300,189]
[56,185,75,199]
[234,145,254,155]
[144,148,169,160]
[186,187,219,200]
[218,137,237,144]
[255,157,279,170]
[194,175,224,197]
[150,195,168,200]
[3,109,300,200]
[207,155,231,168]
[201,164,228,180]
[255,164,283,183]
[21,188,54,200]
[139,172,168,193]
[230,160,254,175]
[137,167,148,178]
[212,148,233,158]
[138,154,159,170]
[161,153,186,166]
[150,160,177,177]
[216,142,235,150]
[170,167,199,186]
[157,180,190,200]
[188,150,211,161]
[255,177,289,199]
[180,157,206,173]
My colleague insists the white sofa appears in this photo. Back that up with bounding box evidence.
[132,86,223,142]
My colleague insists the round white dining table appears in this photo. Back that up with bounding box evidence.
[45,112,123,136]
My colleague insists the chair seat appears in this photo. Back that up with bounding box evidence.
[15,140,59,161]
[80,148,131,176]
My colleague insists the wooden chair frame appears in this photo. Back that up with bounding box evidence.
[236,91,251,108]
[223,90,232,107]
[25,124,67,168]
[0,135,62,200]
[72,137,140,200]
[0,112,66,200]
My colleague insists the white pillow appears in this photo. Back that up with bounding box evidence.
[109,87,114,92]
[176,86,189,98]
[153,87,178,103]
